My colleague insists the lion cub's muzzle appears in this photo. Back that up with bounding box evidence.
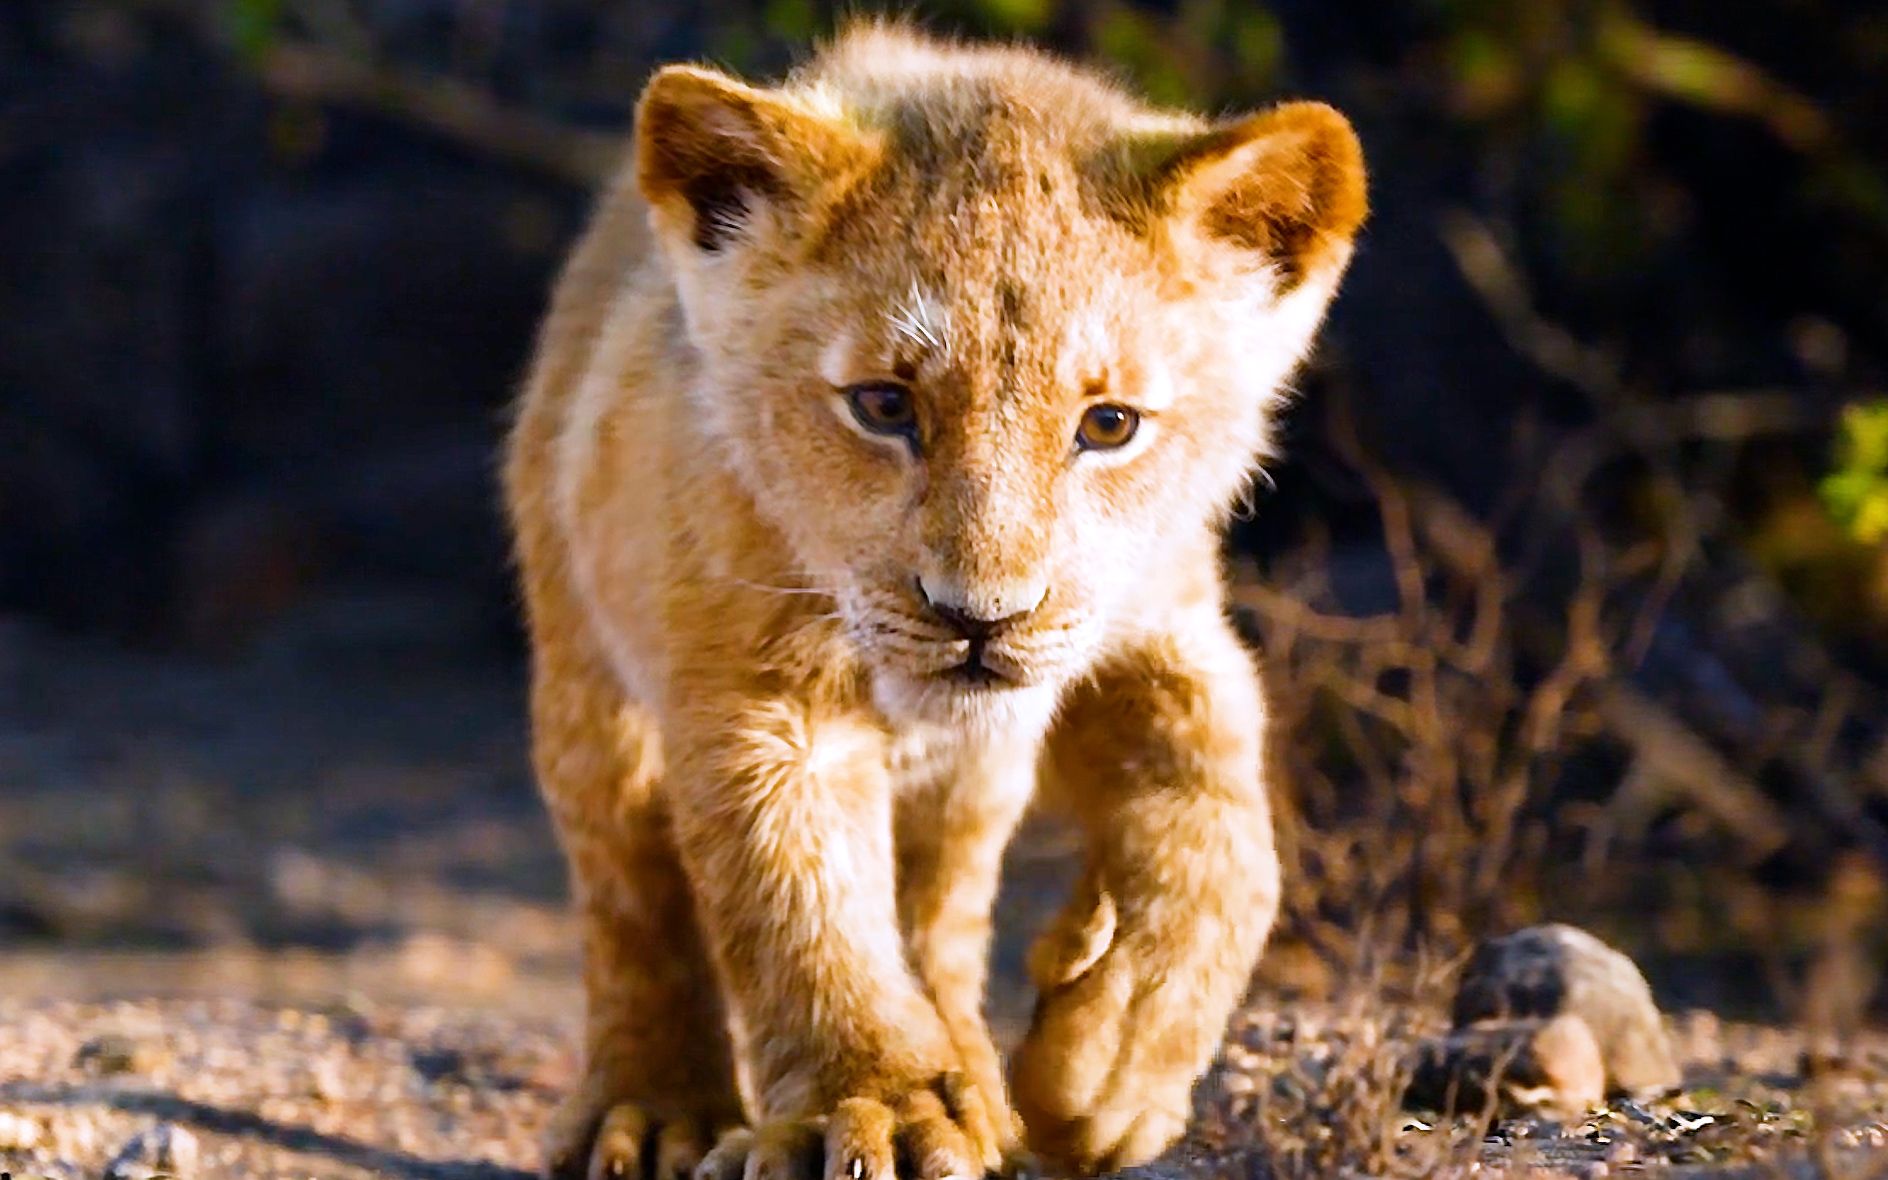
[915,577,1041,688]
[845,567,1098,706]
[846,574,1092,699]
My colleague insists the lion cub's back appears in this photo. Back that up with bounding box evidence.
[504,169,681,704]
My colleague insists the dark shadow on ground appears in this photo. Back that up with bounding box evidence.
[0,1081,535,1180]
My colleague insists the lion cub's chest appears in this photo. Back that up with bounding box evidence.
[884,723,968,796]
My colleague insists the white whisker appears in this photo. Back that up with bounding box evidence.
[716,572,842,600]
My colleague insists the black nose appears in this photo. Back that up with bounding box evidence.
[916,583,1030,640]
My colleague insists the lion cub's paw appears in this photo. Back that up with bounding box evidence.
[544,1095,727,1180]
[694,1076,1022,1180]
[1011,922,1202,1173]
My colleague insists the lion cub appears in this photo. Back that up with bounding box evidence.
[504,23,1364,1180]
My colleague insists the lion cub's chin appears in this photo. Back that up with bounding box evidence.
[871,670,1062,736]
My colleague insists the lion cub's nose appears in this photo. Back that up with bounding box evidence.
[916,574,1045,638]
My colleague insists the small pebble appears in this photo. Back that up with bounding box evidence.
[104,1121,199,1180]
[75,1033,150,1075]
[1405,1013,1605,1117]
[1452,924,1681,1098]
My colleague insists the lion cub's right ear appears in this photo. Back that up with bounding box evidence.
[635,66,877,254]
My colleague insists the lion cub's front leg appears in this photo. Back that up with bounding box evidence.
[895,733,1041,1149]
[1012,617,1281,1173]
[526,637,744,1180]
[666,690,1015,1180]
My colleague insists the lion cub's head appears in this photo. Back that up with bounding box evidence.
[634,27,1366,726]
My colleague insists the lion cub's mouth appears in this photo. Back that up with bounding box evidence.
[941,644,1009,688]
[903,637,1019,691]
[932,628,1043,691]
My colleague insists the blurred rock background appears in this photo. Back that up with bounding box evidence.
[3,0,1888,1032]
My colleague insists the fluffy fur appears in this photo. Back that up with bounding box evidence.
[503,23,1366,1180]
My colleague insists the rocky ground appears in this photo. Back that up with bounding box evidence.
[5,994,1888,1178]
[4,599,1888,1179]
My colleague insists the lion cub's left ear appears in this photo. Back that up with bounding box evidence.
[1129,102,1367,291]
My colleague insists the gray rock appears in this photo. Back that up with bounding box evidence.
[74,1032,151,1076]
[105,1121,199,1179]
[1405,1013,1606,1117]
[1451,923,1681,1098]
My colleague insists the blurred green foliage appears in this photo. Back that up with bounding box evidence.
[1822,403,1888,545]
[224,0,282,62]
[1431,0,1886,281]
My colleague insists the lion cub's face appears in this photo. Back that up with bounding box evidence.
[636,61,1365,725]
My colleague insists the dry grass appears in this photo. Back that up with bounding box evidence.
[1228,369,1883,1000]
[1204,354,1888,1174]
[1236,408,1614,981]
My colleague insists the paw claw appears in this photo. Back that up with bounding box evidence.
[712,1075,1007,1180]
[588,1105,653,1180]
[543,1096,733,1180]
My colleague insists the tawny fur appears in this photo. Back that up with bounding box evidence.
[503,23,1366,1180]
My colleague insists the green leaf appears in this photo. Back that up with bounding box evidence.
[1821,401,1888,542]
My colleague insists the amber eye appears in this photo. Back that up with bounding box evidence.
[845,382,918,440]
[1076,403,1141,451]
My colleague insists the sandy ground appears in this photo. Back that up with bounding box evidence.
[7,994,1888,1179]
[4,596,1888,1178]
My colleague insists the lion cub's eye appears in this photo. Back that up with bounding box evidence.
[844,382,918,440]
[1076,403,1141,451]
